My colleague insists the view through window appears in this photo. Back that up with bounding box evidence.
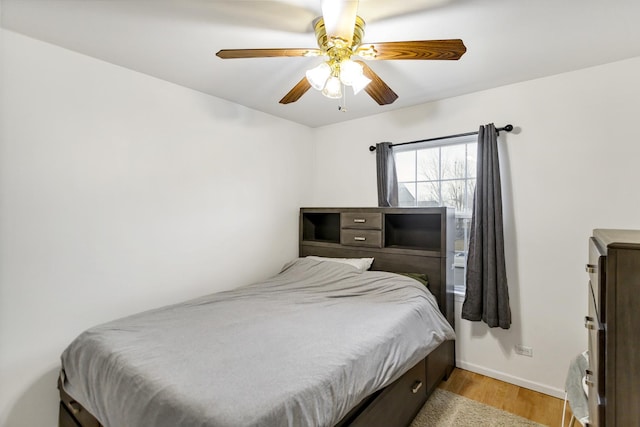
[394,134,477,293]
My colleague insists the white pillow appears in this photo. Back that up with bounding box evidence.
[306,256,374,273]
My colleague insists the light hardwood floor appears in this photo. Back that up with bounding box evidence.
[439,368,572,427]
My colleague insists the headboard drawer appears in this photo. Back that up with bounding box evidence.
[341,229,382,248]
[341,212,382,229]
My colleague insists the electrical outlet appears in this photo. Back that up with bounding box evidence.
[514,344,533,357]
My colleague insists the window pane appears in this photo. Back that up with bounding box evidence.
[398,182,416,206]
[416,147,440,181]
[395,151,416,182]
[454,217,471,252]
[464,179,476,213]
[416,182,440,206]
[392,139,478,291]
[442,179,466,211]
[466,143,477,178]
[440,144,467,180]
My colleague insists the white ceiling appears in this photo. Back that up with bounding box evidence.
[2,0,640,128]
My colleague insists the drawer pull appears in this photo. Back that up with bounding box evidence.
[585,264,597,273]
[411,381,423,394]
[67,401,81,415]
[354,236,366,241]
[353,218,366,223]
[584,316,595,330]
[585,369,594,386]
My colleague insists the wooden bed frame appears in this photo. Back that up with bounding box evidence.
[59,207,455,427]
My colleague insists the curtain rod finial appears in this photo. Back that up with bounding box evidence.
[369,145,377,152]
[504,124,513,132]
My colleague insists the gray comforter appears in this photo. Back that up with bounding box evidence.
[60,258,455,427]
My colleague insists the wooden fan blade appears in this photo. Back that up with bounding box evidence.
[355,60,398,105]
[216,48,322,59]
[356,39,466,60]
[279,77,312,104]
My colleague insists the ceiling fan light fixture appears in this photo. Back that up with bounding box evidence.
[338,59,362,86]
[306,62,331,90]
[322,76,342,99]
[350,73,371,95]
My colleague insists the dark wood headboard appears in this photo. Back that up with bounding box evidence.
[299,207,455,328]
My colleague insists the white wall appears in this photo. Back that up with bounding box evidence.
[0,29,313,426]
[311,56,640,397]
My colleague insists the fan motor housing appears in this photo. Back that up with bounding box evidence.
[313,16,366,52]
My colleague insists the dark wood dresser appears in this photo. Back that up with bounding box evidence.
[585,229,640,427]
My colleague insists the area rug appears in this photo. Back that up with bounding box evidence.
[410,389,546,427]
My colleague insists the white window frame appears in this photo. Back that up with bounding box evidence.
[393,134,477,294]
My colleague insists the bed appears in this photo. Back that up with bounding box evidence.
[58,207,456,427]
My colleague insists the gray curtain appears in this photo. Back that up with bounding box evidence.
[461,124,511,329]
[376,142,398,207]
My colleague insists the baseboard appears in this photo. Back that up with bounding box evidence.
[455,360,565,399]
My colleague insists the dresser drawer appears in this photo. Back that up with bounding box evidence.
[341,212,382,229]
[586,283,605,427]
[341,229,382,248]
[587,237,606,321]
[348,360,427,427]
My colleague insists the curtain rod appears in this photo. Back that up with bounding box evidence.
[368,124,514,152]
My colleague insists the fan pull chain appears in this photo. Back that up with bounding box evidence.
[338,84,347,112]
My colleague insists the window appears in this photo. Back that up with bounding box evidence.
[394,134,477,293]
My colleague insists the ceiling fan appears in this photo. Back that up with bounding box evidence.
[216,0,466,106]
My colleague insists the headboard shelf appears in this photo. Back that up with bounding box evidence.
[383,245,441,255]
[301,212,341,243]
[384,212,443,250]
